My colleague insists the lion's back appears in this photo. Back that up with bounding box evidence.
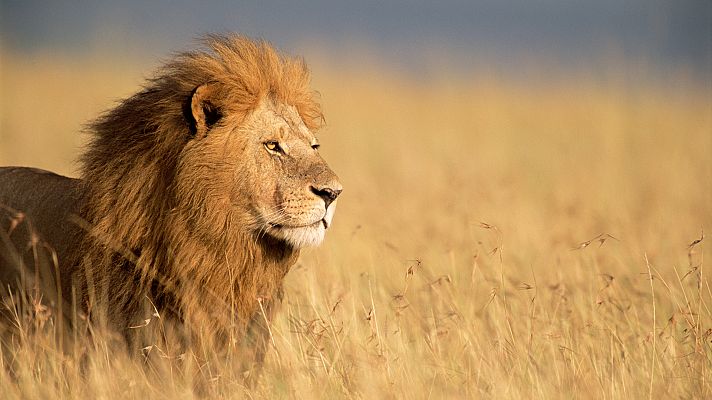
[0,167,83,302]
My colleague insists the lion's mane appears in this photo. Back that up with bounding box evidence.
[74,35,323,349]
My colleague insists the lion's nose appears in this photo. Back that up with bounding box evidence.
[311,186,342,209]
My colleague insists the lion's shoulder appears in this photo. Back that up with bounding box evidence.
[0,166,84,290]
[0,166,81,201]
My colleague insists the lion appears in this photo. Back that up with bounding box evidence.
[0,34,342,384]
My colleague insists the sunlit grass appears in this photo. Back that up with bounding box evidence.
[1,49,711,399]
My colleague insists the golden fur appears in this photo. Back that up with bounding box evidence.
[0,34,342,380]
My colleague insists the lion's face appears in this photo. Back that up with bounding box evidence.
[240,100,342,248]
[178,95,341,249]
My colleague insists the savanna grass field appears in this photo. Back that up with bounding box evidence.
[1,47,711,399]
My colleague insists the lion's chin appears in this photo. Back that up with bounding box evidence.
[265,203,336,248]
[273,225,326,248]
[270,223,326,248]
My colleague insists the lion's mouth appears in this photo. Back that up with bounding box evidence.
[270,218,328,230]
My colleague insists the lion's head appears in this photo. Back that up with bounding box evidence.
[177,87,341,249]
[83,35,341,255]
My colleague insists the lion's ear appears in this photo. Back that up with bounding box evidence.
[183,83,223,138]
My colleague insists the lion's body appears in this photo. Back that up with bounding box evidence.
[0,168,81,309]
[0,35,341,382]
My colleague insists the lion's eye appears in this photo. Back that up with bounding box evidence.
[311,143,321,150]
[264,141,282,153]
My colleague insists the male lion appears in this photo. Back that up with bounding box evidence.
[0,35,341,383]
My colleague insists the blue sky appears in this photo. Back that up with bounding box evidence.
[1,1,710,80]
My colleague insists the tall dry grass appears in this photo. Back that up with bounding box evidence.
[1,49,711,399]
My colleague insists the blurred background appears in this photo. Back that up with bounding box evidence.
[2,1,711,77]
[1,2,711,397]
[0,1,710,174]
[1,1,710,175]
